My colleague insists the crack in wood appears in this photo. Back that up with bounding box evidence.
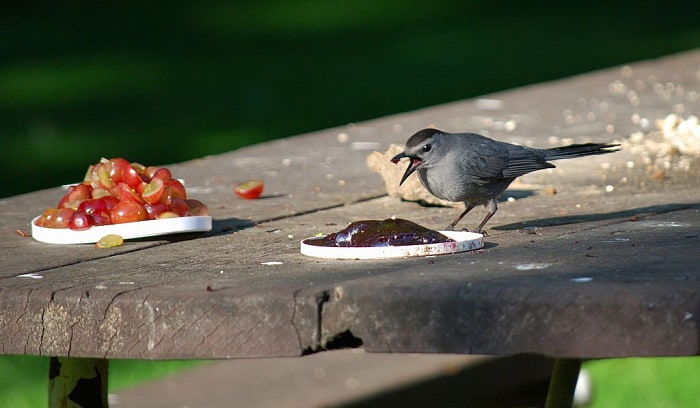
[38,290,58,355]
[67,320,80,357]
[296,290,331,356]
[298,287,364,355]
[290,288,304,353]
[314,290,331,351]
[9,289,32,355]
[101,289,142,358]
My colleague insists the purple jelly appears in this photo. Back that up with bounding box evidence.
[305,218,453,247]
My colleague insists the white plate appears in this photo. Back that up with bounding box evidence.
[300,230,484,259]
[31,215,212,244]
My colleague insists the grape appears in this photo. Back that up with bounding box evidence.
[69,212,91,230]
[170,198,189,217]
[36,158,209,230]
[78,198,108,215]
[144,202,169,219]
[152,167,172,182]
[131,162,146,175]
[90,211,112,226]
[58,184,92,209]
[92,162,114,189]
[234,180,264,199]
[186,199,210,216]
[110,201,147,224]
[111,182,144,204]
[43,208,75,229]
[35,208,57,227]
[78,198,113,226]
[157,211,179,219]
[101,196,120,210]
[142,177,165,204]
[96,234,123,248]
[160,179,186,204]
[109,158,142,188]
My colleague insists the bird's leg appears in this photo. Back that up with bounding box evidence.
[474,199,498,235]
[446,203,476,231]
[474,213,494,236]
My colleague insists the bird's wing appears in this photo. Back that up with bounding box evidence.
[459,138,512,182]
[500,146,554,178]
[454,133,552,182]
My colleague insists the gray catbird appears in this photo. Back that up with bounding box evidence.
[391,128,619,233]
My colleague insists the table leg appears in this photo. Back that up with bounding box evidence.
[49,356,109,408]
[544,358,581,408]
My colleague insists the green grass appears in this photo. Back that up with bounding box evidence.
[0,355,698,406]
[0,355,203,407]
[584,357,700,408]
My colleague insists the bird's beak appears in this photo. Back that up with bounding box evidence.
[391,152,421,186]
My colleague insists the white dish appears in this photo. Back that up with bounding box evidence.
[31,215,212,244]
[300,230,484,259]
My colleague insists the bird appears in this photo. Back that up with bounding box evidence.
[391,128,619,234]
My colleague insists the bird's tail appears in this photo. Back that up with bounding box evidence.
[544,143,620,160]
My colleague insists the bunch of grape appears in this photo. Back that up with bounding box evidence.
[35,158,209,230]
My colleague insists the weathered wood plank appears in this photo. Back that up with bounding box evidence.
[0,50,699,361]
[1,196,697,358]
[2,50,698,274]
[316,207,700,358]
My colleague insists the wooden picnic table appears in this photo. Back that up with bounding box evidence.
[1,49,699,407]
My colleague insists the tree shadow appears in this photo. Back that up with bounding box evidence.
[211,217,257,235]
[493,203,697,231]
[500,189,535,201]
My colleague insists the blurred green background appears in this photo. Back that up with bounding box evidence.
[2,0,699,198]
[2,1,699,406]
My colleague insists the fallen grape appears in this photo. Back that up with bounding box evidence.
[96,234,124,248]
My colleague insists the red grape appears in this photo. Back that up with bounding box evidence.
[234,180,264,199]
[91,162,115,189]
[186,199,210,216]
[109,158,142,189]
[170,197,189,217]
[142,177,165,204]
[160,179,187,205]
[78,198,107,215]
[111,182,144,204]
[101,196,120,210]
[58,184,92,209]
[69,211,91,230]
[41,208,75,228]
[37,158,209,229]
[91,211,112,226]
[144,202,169,219]
[110,201,147,224]
[152,167,172,182]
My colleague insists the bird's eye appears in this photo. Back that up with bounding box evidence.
[422,144,432,153]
